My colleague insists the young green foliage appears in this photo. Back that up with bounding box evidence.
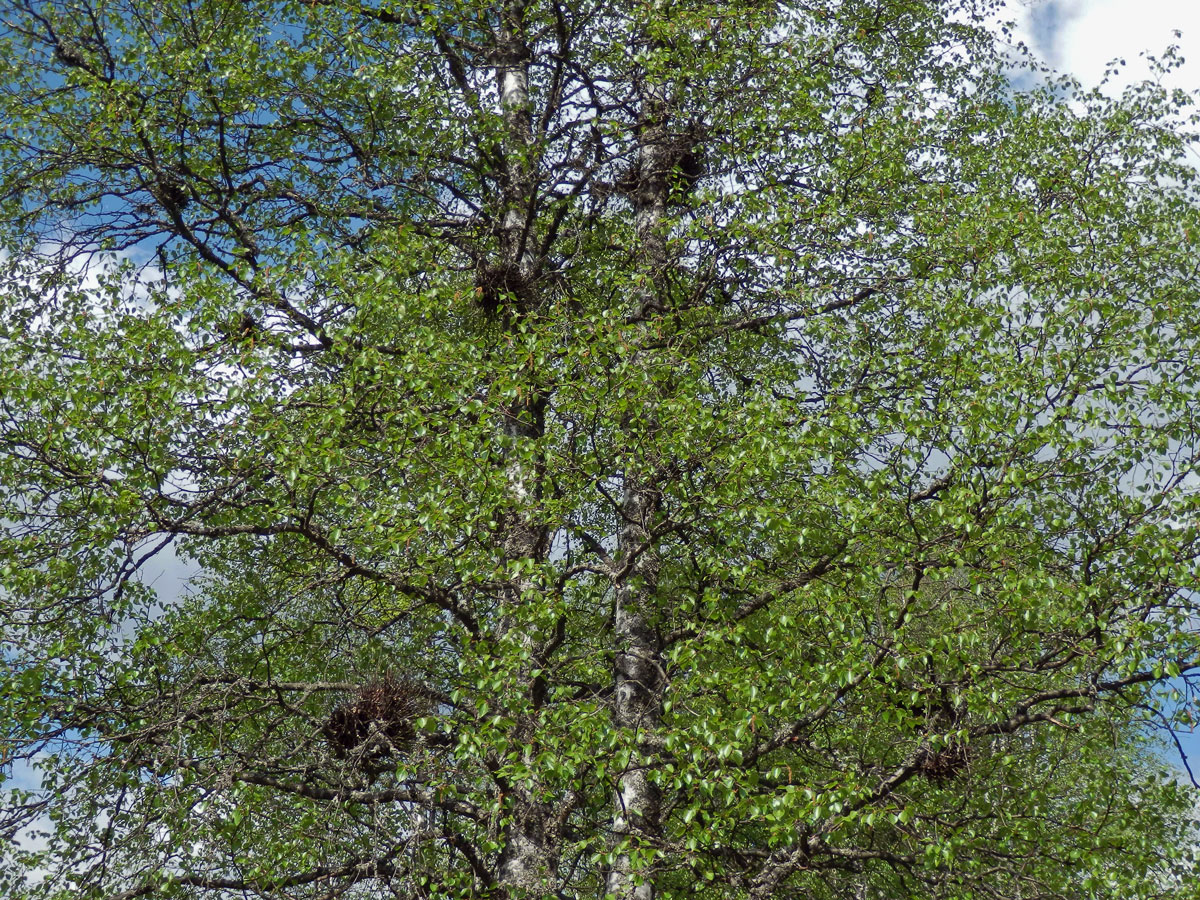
[1,0,1199,898]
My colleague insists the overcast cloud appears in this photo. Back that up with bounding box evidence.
[1010,0,1200,95]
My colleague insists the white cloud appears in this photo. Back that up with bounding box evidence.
[1011,0,1200,94]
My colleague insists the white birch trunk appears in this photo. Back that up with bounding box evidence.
[605,71,673,900]
[491,4,554,895]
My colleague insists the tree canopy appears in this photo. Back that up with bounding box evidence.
[2,0,1200,897]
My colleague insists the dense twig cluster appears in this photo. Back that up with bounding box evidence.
[474,261,534,317]
[323,676,434,768]
[917,742,970,784]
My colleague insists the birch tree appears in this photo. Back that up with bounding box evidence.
[2,0,1200,898]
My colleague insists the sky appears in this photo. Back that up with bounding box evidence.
[1012,0,1200,97]
[1009,0,1200,777]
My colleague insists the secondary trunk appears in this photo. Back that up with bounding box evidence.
[605,66,674,900]
[491,3,555,894]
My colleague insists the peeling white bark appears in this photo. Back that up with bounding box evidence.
[606,484,665,900]
[492,6,555,897]
[606,71,674,900]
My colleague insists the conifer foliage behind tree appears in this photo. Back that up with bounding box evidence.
[2,0,1200,897]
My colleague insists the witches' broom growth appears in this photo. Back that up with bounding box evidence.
[1,0,1199,897]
